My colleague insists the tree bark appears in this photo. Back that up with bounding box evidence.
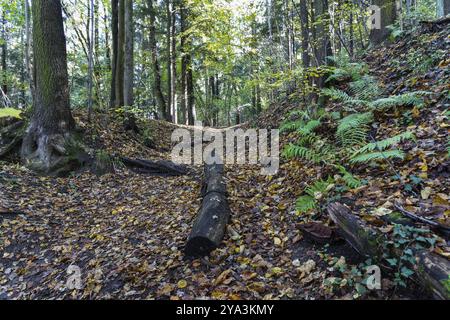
[437,0,450,17]
[124,0,134,106]
[115,0,125,106]
[148,0,169,121]
[185,164,231,257]
[110,0,119,108]
[24,0,34,100]
[1,12,7,95]
[21,0,76,174]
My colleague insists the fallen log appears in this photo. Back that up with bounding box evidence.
[185,163,231,257]
[394,203,450,238]
[328,202,450,300]
[121,156,188,176]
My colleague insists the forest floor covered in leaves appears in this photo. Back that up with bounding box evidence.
[1,22,449,300]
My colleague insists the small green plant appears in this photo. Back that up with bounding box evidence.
[295,177,335,214]
[383,224,437,287]
[336,112,373,147]
[349,131,415,164]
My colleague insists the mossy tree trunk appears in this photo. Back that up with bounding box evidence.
[21,0,75,174]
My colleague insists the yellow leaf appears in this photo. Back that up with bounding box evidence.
[177,279,187,289]
[273,237,282,246]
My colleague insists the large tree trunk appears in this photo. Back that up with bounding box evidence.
[369,0,397,45]
[148,0,169,121]
[123,0,134,106]
[21,0,76,174]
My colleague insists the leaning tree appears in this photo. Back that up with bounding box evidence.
[21,0,76,174]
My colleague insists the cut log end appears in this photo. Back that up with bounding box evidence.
[184,237,217,257]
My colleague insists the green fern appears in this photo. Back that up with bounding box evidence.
[369,92,427,111]
[298,119,321,136]
[321,88,367,108]
[282,144,322,163]
[280,120,305,133]
[336,112,373,147]
[348,75,382,101]
[336,165,362,189]
[296,177,335,213]
[296,195,316,213]
[353,131,415,155]
[350,149,405,163]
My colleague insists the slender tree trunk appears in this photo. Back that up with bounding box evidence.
[170,1,177,123]
[180,0,187,124]
[110,0,118,108]
[87,0,94,121]
[24,0,34,100]
[166,0,172,120]
[148,0,169,120]
[299,0,310,69]
[115,0,125,106]
[124,0,134,106]
[22,0,75,174]
[1,12,7,95]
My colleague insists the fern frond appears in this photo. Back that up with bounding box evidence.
[305,177,335,198]
[280,120,305,133]
[336,165,362,189]
[322,88,368,107]
[336,112,373,147]
[350,150,405,163]
[282,144,321,163]
[353,131,415,155]
[370,92,427,111]
[298,119,321,136]
[348,75,382,101]
[296,195,316,213]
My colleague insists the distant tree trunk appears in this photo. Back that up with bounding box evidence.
[299,0,310,69]
[349,11,354,57]
[437,0,450,17]
[180,0,187,124]
[22,0,75,174]
[170,2,177,123]
[1,12,7,95]
[148,0,169,120]
[186,55,194,125]
[123,0,134,106]
[24,0,34,100]
[87,0,94,121]
[110,0,118,108]
[166,0,172,120]
[369,0,397,45]
[115,0,125,106]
